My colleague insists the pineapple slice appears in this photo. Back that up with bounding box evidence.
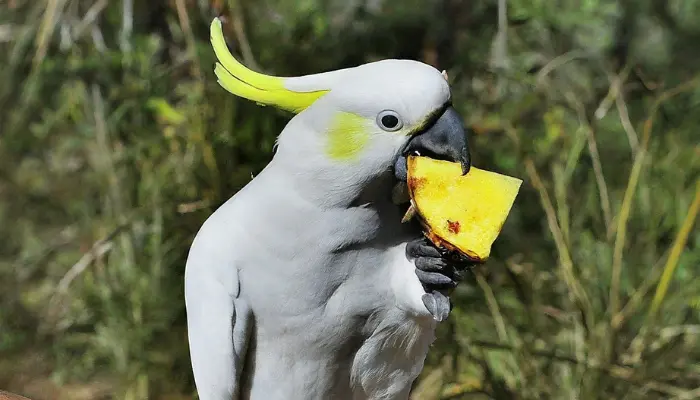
[406,155,522,262]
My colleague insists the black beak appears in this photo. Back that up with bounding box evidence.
[394,106,471,181]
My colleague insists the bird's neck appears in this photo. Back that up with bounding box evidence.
[264,154,393,210]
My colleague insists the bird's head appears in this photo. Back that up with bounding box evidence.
[211,18,470,198]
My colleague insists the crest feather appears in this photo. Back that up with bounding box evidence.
[210,18,329,113]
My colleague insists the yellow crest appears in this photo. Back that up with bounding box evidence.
[210,18,329,113]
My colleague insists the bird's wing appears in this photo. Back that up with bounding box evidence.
[184,233,252,400]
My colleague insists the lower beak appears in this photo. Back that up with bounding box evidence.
[394,106,471,181]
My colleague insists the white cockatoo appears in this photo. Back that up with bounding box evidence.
[184,18,474,400]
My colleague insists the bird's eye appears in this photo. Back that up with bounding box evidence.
[377,110,403,132]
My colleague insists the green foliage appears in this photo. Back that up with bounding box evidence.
[1,0,699,399]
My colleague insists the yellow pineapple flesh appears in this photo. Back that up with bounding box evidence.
[406,156,522,261]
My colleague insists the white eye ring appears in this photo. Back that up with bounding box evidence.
[376,110,403,132]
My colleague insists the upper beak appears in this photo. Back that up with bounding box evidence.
[394,106,471,181]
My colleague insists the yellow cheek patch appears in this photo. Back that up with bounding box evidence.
[325,112,370,161]
[210,18,329,113]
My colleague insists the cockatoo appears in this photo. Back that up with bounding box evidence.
[184,18,473,400]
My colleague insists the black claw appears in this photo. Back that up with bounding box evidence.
[415,269,457,288]
[433,291,451,321]
[422,292,451,322]
[422,293,438,319]
[414,257,447,272]
[407,236,467,317]
[406,238,442,259]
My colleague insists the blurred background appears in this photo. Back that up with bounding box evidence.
[1,0,699,399]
